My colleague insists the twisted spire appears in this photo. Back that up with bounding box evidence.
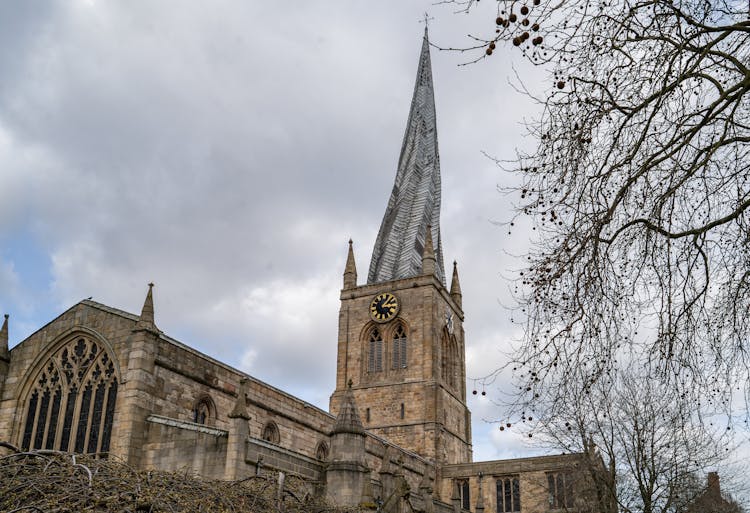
[368,28,445,285]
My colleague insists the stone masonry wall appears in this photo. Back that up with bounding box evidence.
[440,454,589,513]
[142,415,229,479]
[151,335,335,462]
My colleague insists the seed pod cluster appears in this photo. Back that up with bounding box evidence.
[490,3,544,55]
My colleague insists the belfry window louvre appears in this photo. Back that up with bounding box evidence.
[392,324,407,369]
[21,336,118,456]
[368,328,383,372]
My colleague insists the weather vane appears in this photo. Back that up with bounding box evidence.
[419,12,434,28]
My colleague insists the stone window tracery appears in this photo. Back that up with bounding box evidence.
[315,441,329,461]
[367,327,383,373]
[262,421,280,444]
[392,324,407,369]
[457,479,470,511]
[497,476,521,512]
[21,336,118,456]
[441,331,458,388]
[547,472,574,509]
[192,397,213,425]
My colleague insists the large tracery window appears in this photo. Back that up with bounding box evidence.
[391,324,407,369]
[21,336,118,456]
[368,327,383,373]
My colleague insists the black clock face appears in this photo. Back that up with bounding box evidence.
[370,292,399,322]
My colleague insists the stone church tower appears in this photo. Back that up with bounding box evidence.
[330,28,472,467]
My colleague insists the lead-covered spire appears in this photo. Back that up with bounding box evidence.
[368,28,446,285]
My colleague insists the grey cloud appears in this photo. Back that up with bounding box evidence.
[2,1,542,461]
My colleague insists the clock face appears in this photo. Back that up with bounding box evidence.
[370,292,400,322]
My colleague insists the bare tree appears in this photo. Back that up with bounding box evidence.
[529,364,737,513]
[440,0,750,414]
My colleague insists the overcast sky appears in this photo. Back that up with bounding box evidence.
[0,1,551,462]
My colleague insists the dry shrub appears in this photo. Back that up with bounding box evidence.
[0,444,357,513]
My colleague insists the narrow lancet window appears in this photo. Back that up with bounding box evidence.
[442,332,458,387]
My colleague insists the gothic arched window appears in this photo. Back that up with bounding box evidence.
[21,336,118,456]
[460,480,471,511]
[315,441,329,461]
[392,324,407,369]
[368,327,383,373]
[441,332,450,384]
[262,421,280,444]
[192,396,214,425]
[441,332,458,389]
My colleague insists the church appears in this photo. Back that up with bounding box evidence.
[0,30,597,513]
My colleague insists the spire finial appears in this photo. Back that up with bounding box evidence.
[344,239,358,289]
[450,260,463,309]
[367,28,446,286]
[0,314,9,361]
[422,225,436,277]
[420,12,434,32]
[134,282,160,334]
